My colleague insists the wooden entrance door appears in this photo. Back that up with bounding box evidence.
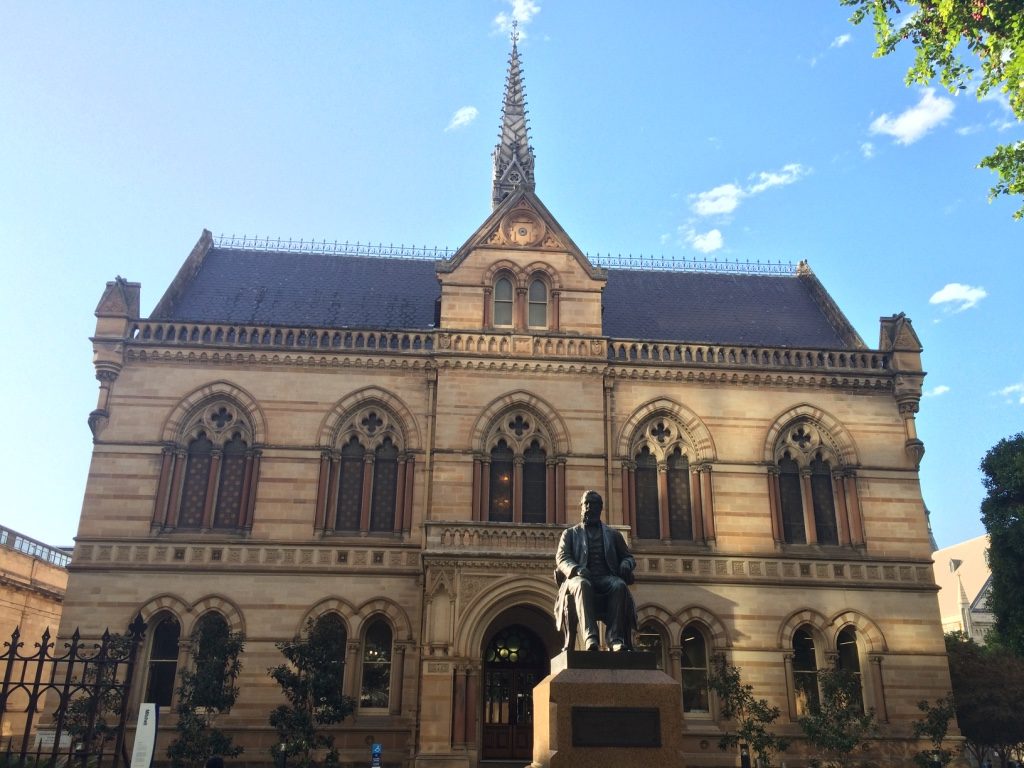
[481,625,548,760]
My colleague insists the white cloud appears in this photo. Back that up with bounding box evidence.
[691,183,743,216]
[923,385,950,397]
[830,34,852,48]
[998,383,1024,405]
[689,228,724,253]
[747,163,808,194]
[860,141,875,158]
[689,163,809,217]
[956,124,983,136]
[929,282,988,312]
[494,0,540,37]
[869,88,955,145]
[445,106,479,131]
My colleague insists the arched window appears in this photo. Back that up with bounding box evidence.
[667,448,692,540]
[836,626,863,712]
[319,406,414,536]
[370,439,399,532]
[770,419,855,547]
[311,613,347,694]
[811,456,838,545]
[156,398,260,533]
[144,613,180,708]
[792,626,820,715]
[635,622,666,671]
[336,437,365,531]
[778,453,805,544]
[190,613,238,710]
[681,625,710,714]
[527,278,547,328]
[522,441,547,524]
[179,433,214,529]
[634,446,659,539]
[360,620,393,709]
[494,277,514,327]
[489,441,515,522]
[628,418,702,541]
[479,410,556,524]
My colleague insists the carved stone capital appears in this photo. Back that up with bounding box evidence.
[87,409,109,439]
[905,438,926,468]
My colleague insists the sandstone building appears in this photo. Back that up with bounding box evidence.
[63,40,951,767]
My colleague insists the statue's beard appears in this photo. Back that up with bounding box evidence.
[583,516,600,527]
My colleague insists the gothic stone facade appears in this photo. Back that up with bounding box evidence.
[62,180,951,768]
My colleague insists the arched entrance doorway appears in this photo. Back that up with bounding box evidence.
[481,623,550,761]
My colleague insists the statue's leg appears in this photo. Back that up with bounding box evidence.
[599,576,629,650]
[569,576,599,650]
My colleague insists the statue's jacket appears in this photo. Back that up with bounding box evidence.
[553,522,638,635]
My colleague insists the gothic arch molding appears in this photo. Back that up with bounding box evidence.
[454,576,556,658]
[635,604,680,635]
[615,398,716,462]
[188,594,245,636]
[484,259,525,284]
[829,610,887,653]
[135,593,191,625]
[777,608,830,650]
[161,380,267,444]
[675,605,732,649]
[352,597,413,641]
[763,403,859,467]
[318,387,422,451]
[522,261,562,290]
[296,597,360,637]
[470,390,571,455]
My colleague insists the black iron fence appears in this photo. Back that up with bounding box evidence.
[0,617,145,768]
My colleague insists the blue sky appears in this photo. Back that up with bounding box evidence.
[1,2,1020,548]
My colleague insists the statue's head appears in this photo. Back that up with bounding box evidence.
[579,490,603,527]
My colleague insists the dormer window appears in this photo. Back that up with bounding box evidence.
[494,277,514,326]
[528,278,547,327]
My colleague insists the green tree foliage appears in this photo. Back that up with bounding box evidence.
[268,615,356,768]
[707,653,790,768]
[945,631,1024,767]
[798,666,877,768]
[167,615,245,768]
[842,0,1024,218]
[912,695,957,768]
[980,432,1024,654]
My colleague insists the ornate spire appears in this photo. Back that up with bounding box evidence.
[492,22,536,209]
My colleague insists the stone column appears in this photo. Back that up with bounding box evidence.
[800,468,817,545]
[869,655,888,722]
[152,447,175,532]
[766,467,783,544]
[359,455,374,533]
[200,450,221,531]
[513,455,524,523]
[657,463,670,542]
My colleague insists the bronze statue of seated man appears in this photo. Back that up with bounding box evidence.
[554,490,637,651]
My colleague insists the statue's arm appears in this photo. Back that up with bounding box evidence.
[614,529,636,574]
[555,529,580,579]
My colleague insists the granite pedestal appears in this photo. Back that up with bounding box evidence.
[529,650,686,768]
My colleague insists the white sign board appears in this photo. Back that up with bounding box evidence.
[130,703,159,768]
[35,729,72,750]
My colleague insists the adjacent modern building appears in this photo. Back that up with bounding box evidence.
[61,39,952,767]
[932,535,994,644]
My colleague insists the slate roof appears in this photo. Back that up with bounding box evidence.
[153,246,854,349]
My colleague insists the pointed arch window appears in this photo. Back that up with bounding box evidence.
[769,419,860,547]
[489,441,515,522]
[634,447,659,540]
[370,439,399,532]
[152,399,260,533]
[625,418,708,542]
[360,620,393,709]
[318,407,414,536]
[494,277,514,327]
[681,625,710,714]
[527,278,547,328]
[836,626,864,712]
[778,454,805,544]
[475,409,560,524]
[336,437,365,531]
[792,626,820,716]
[144,613,180,708]
[635,622,666,671]
[311,613,347,694]
[522,441,547,524]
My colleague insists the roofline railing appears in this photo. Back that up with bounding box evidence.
[126,322,890,373]
[212,234,795,275]
[0,526,71,568]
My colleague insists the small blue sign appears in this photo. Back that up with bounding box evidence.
[370,743,382,767]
